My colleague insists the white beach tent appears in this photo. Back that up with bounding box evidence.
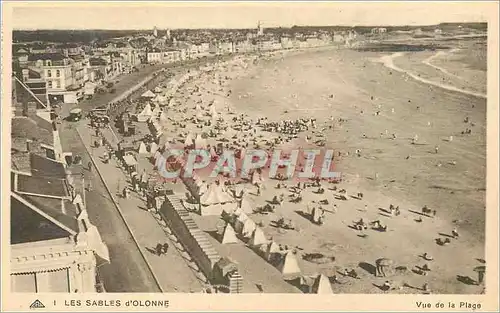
[200,181,234,206]
[195,134,208,150]
[198,181,209,196]
[221,223,239,244]
[241,218,257,239]
[238,196,254,214]
[249,227,267,247]
[184,133,195,148]
[152,105,162,118]
[265,241,281,261]
[141,90,155,98]
[138,141,148,154]
[159,111,169,125]
[137,103,153,122]
[150,142,158,155]
[153,150,162,162]
[278,251,302,277]
[311,274,333,294]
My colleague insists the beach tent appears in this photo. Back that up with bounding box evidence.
[236,211,249,223]
[200,181,234,206]
[198,181,209,196]
[242,218,257,238]
[72,194,83,205]
[137,103,153,122]
[159,111,169,125]
[265,241,281,261]
[152,105,162,117]
[138,141,148,154]
[195,134,208,150]
[311,274,333,294]
[154,150,161,162]
[184,133,195,148]
[238,196,254,214]
[221,224,239,244]
[278,251,302,277]
[199,181,235,216]
[150,142,158,155]
[249,227,267,247]
[154,94,167,105]
[141,90,155,98]
[149,120,163,137]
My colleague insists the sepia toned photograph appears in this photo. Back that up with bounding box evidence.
[1,1,499,311]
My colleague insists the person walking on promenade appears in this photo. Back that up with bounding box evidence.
[162,243,169,254]
[155,243,163,256]
[86,180,93,192]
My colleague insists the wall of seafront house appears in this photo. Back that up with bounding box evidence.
[160,194,221,281]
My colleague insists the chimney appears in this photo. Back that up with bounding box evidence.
[26,139,32,152]
[21,69,29,82]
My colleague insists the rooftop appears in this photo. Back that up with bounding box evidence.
[11,194,73,244]
[16,172,68,198]
[11,116,54,147]
[89,57,107,66]
[28,53,67,62]
[30,153,67,178]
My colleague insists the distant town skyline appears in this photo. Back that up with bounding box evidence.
[10,2,491,30]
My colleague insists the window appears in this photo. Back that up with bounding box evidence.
[47,81,53,88]
[47,70,52,77]
[56,81,61,89]
[56,70,60,77]
[11,273,36,292]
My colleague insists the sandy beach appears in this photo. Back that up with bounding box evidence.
[224,43,486,293]
[120,37,487,294]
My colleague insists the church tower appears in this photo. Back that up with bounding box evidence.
[257,21,264,36]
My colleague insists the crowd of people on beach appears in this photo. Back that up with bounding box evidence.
[83,50,485,294]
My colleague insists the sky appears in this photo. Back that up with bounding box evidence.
[9,2,493,30]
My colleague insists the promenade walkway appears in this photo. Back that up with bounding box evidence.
[77,122,205,293]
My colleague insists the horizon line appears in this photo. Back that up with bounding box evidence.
[12,21,488,32]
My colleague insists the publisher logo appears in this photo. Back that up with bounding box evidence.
[29,300,45,309]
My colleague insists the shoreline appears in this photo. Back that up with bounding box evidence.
[378,52,487,99]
